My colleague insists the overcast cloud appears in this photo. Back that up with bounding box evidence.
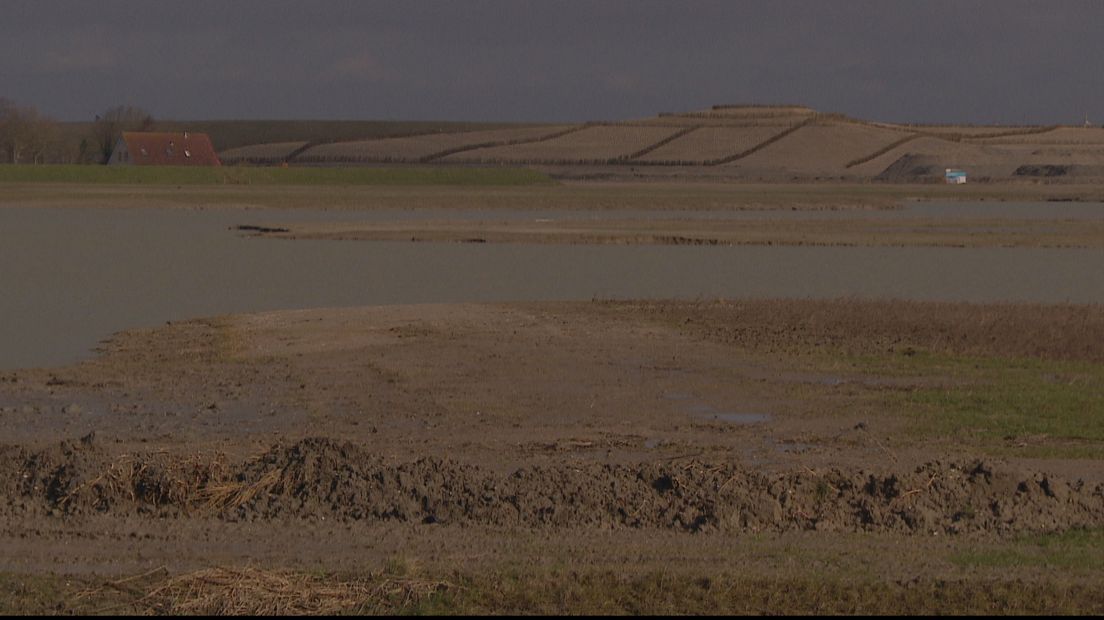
[1,0,1100,124]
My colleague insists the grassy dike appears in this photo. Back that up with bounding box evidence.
[0,164,552,186]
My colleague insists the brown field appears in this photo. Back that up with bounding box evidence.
[634,125,783,163]
[295,125,567,163]
[727,121,906,177]
[197,107,1104,184]
[848,136,1016,179]
[58,119,541,152]
[975,126,1104,144]
[662,105,817,122]
[886,125,1056,138]
[442,125,680,163]
[219,141,308,164]
[634,115,799,128]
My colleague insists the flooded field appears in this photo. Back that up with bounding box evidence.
[2,205,1103,369]
[1,186,1103,615]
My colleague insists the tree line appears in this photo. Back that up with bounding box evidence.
[0,99,153,164]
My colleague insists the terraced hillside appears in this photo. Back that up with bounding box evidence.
[848,137,1016,180]
[849,129,1104,181]
[633,126,783,164]
[296,126,571,164]
[441,125,681,164]
[216,106,1104,182]
[730,122,905,177]
[220,141,309,165]
[975,127,1104,144]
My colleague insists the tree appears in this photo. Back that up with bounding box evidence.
[24,112,59,164]
[93,105,154,164]
[0,98,20,163]
[0,99,58,164]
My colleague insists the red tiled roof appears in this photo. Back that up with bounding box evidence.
[121,132,221,166]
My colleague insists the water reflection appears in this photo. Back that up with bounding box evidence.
[1,206,1102,369]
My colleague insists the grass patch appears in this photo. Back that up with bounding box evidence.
[837,350,1104,454]
[0,572,78,615]
[0,164,551,187]
[7,567,1103,615]
[953,528,1104,571]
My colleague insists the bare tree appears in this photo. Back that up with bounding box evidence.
[24,112,59,164]
[0,98,18,163]
[0,99,58,164]
[94,105,154,163]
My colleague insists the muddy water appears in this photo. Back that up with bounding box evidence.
[2,206,1103,369]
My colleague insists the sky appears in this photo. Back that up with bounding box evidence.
[2,0,1101,125]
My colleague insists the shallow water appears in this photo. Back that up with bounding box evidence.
[1,205,1102,369]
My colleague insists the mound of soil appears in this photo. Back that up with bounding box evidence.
[1015,164,1071,177]
[2,438,1101,535]
[875,154,941,181]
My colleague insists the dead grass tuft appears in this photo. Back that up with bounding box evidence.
[199,468,282,514]
[85,566,451,615]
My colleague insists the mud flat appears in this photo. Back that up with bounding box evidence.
[2,299,1103,613]
[245,211,1104,248]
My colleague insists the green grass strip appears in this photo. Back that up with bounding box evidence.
[953,528,1104,571]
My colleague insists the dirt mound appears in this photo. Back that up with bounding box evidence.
[0,433,223,517]
[875,153,942,181]
[1014,164,1072,177]
[2,438,1101,535]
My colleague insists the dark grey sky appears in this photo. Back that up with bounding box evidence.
[2,0,1100,124]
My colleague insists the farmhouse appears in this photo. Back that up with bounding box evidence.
[107,131,221,166]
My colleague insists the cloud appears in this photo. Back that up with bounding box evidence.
[2,1,1101,123]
